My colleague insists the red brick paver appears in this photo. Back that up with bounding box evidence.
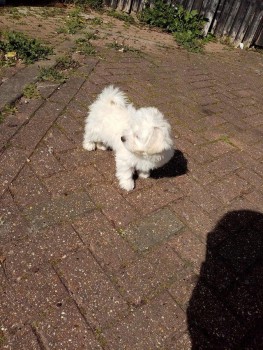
[0,12,263,349]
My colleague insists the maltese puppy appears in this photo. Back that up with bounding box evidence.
[83,85,174,191]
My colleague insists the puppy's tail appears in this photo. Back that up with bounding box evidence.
[97,85,129,108]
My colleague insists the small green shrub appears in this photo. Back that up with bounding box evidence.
[0,31,52,63]
[174,31,204,52]
[107,10,135,24]
[139,1,207,52]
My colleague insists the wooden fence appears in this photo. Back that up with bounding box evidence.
[106,0,263,48]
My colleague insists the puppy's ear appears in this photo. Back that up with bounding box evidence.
[146,127,164,155]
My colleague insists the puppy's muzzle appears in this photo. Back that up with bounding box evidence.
[121,136,126,142]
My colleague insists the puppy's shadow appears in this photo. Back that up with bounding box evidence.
[150,149,188,179]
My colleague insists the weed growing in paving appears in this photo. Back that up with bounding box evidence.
[0,31,52,64]
[0,113,4,124]
[87,17,103,26]
[139,1,208,52]
[63,0,103,10]
[75,38,96,55]
[0,103,18,123]
[38,67,66,83]
[23,83,41,99]
[38,53,81,83]
[6,7,24,20]
[40,7,65,18]
[84,31,98,40]
[107,41,140,54]
[107,10,135,24]
[55,55,79,70]
[57,9,84,34]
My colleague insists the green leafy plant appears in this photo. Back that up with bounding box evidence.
[0,330,6,346]
[7,7,23,20]
[87,17,103,26]
[107,41,140,53]
[40,7,64,18]
[174,31,204,52]
[0,31,52,63]
[61,0,103,10]
[23,83,41,99]
[0,103,18,123]
[55,55,79,70]
[107,10,135,24]
[38,67,66,83]
[57,9,85,34]
[84,31,98,40]
[75,38,96,55]
[139,1,207,52]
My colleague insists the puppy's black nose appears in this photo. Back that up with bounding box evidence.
[121,136,126,142]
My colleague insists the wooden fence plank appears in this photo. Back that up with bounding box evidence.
[174,0,185,6]
[200,0,210,16]
[184,0,196,11]
[255,18,263,46]
[214,0,232,36]
[234,1,257,46]
[210,0,226,33]
[223,0,241,36]
[110,0,119,9]
[229,0,250,42]
[203,0,220,34]
[243,8,263,47]
[192,0,204,12]
[131,0,141,12]
[121,0,134,12]
[137,0,147,12]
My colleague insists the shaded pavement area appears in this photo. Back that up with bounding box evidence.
[0,7,263,349]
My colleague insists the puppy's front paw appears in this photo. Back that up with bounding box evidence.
[83,141,96,151]
[119,179,134,191]
[138,171,150,179]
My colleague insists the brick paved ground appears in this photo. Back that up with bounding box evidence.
[0,9,263,349]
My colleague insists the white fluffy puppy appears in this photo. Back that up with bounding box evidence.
[83,85,174,191]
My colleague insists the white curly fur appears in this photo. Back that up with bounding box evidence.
[83,85,174,191]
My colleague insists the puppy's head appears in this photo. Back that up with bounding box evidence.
[121,107,173,156]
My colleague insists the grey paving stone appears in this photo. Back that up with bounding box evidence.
[24,191,95,230]
[122,207,184,252]
[0,64,39,111]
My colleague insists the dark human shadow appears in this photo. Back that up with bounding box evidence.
[150,149,188,179]
[187,210,263,349]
